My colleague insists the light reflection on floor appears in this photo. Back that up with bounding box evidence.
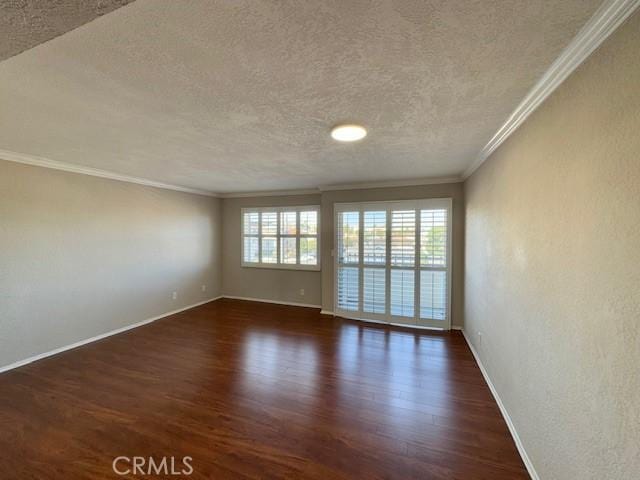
[336,322,453,437]
[239,330,320,396]
[235,320,458,449]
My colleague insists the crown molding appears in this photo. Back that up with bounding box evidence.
[462,0,640,180]
[0,148,461,198]
[319,176,462,192]
[219,188,320,198]
[218,176,463,198]
[0,149,219,197]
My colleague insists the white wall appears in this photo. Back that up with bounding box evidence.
[464,11,640,480]
[0,160,222,369]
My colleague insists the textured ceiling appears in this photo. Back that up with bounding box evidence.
[0,0,135,62]
[0,0,602,193]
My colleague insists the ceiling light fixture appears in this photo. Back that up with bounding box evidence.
[331,124,367,142]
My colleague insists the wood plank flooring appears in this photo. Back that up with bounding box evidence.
[0,298,529,479]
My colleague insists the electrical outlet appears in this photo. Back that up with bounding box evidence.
[201,285,206,292]
[299,288,305,296]
[172,291,177,300]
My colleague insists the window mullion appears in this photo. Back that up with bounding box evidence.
[358,208,364,313]
[385,206,392,319]
[296,210,300,266]
[276,209,281,265]
[258,212,263,265]
[414,208,421,322]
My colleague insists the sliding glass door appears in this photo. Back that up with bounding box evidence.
[335,198,452,329]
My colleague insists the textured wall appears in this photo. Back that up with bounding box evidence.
[464,11,640,480]
[0,160,222,369]
[321,184,465,327]
[222,195,323,306]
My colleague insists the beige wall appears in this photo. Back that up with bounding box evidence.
[321,184,465,327]
[222,194,323,306]
[0,160,222,369]
[464,11,640,480]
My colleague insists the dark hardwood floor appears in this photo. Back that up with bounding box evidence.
[0,298,529,479]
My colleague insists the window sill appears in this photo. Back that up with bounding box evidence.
[241,263,321,272]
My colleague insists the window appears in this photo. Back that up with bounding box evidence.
[335,198,452,329]
[242,206,320,270]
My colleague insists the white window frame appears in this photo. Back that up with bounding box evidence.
[241,205,321,271]
[334,198,452,330]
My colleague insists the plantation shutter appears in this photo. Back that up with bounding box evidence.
[242,206,320,270]
[336,211,360,311]
[334,198,452,329]
[362,211,386,315]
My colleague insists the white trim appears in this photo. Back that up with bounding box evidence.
[320,176,461,191]
[320,310,335,316]
[241,263,320,272]
[0,296,222,375]
[460,329,540,480]
[463,0,640,179]
[0,149,219,197]
[222,295,321,309]
[220,189,320,198]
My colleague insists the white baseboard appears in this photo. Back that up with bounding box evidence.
[460,329,540,480]
[0,296,222,375]
[320,310,334,316]
[221,295,321,309]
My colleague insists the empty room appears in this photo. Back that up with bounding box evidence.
[1,1,638,479]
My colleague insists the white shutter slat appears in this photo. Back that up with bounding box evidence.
[363,211,386,265]
[300,211,318,235]
[390,269,414,317]
[337,266,359,311]
[391,210,415,267]
[261,212,277,235]
[420,270,447,320]
[338,211,359,264]
[390,209,416,318]
[244,212,259,235]
[243,237,259,263]
[337,211,360,311]
[420,209,447,267]
[419,208,448,321]
[363,268,385,314]
[300,237,317,265]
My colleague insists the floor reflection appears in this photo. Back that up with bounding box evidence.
[336,322,455,437]
[239,330,320,398]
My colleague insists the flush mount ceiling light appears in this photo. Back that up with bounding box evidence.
[331,124,367,142]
